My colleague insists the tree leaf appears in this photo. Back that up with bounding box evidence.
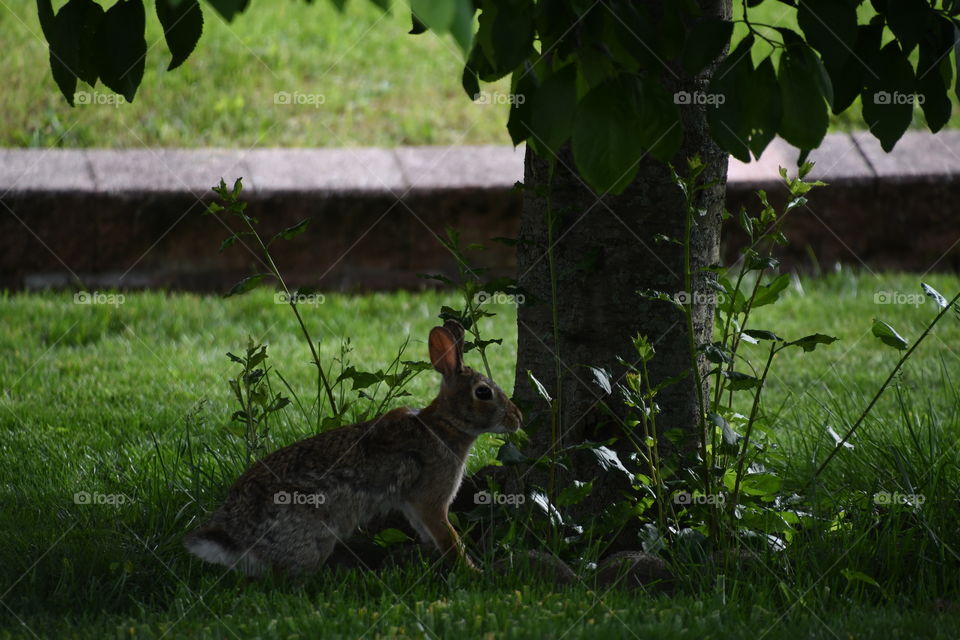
[156,0,203,71]
[861,42,915,152]
[95,0,147,102]
[412,0,457,35]
[477,0,535,76]
[682,17,733,76]
[707,34,754,162]
[797,0,858,66]
[885,0,931,55]
[572,75,681,194]
[747,55,781,159]
[588,366,612,395]
[525,63,577,157]
[204,0,250,21]
[40,0,105,105]
[871,319,908,350]
[826,21,883,115]
[778,39,829,150]
[916,17,954,133]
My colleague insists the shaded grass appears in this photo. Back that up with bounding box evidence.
[0,274,959,637]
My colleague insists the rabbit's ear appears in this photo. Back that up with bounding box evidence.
[442,320,465,355]
[429,325,463,376]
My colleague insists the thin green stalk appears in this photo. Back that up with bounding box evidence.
[243,218,338,422]
[730,341,777,510]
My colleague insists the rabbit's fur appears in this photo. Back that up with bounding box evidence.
[184,320,522,576]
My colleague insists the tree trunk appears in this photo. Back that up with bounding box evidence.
[511,1,732,527]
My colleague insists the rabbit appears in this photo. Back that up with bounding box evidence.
[184,320,522,576]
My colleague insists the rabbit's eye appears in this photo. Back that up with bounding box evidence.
[474,385,493,400]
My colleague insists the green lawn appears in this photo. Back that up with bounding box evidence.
[1,273,959,637]
[2,0,954,149]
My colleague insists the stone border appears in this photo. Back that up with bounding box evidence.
[2,132,959,291]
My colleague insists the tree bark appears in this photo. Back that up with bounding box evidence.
[511,0,732,524]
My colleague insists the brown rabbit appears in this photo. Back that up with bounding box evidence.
[184,320,522,576]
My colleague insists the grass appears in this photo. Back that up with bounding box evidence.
[3,0,955,150]
[1,272,959,637]
[3,0,513,148]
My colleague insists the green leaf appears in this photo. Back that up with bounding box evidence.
[753,273,790,308]
[336,366,385,391]
[572,76,681,194]
[785,333,839,352]
[746,55,781,159]
[412,0,456,34]
[270,218,310,244]
[477,0,535,76]
[743,329,782,342]
[526,370,552,403]
[778,40,829,150]
[826,22,883,115]
[871,319,908,350]
[885,0,931,55]
[588,366,612,395]
[841,568,881,588]
[373,528,413,547]
[156,0,203,71]
[722,371,760,390]
[225,273,267,297]
[740,473,782,496]
[921,282,948,309]
[916,17,954,133]
[449,0,475,52]
[797,0,858,66]
[40,0,105,106]
[862,42,915,152]
[496,441,528,465]
[204,0,249,21]
[95,0,147,102]
[525,63,577,157]
[707,35,754,162]
[557,481,593,507]
[682,18,733,76]
[709,412,740,445]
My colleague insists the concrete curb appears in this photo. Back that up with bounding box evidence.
[2,132,959,291]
